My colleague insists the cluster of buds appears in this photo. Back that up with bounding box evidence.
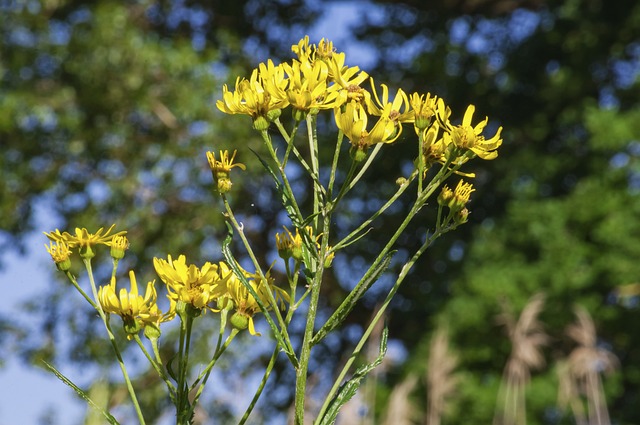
[438,180,475,225]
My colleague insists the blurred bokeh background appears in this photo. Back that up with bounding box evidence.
[1,0,640,423]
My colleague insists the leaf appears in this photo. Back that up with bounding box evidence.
[221,222,298,366]
[318,326,389,425]
[250,148,303,228]
[311,251,395,345]
[42,360,120,425]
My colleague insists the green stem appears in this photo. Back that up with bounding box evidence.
[221,195,296,362]
[260,129,305,224]
[315,230,442,423]
[64,271,97,309]
[133,335,176,400]
[331,169,418,252]
[238,346,280,425]
[346,142,383,193]
[327,128,345,197]
[294,210,331,424]
[306,113,321,229]
[187,329,239,419]
[83,258,146,425]
[176,313,194,423]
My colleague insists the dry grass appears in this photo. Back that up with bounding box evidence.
[425,327,459,425]
[493,293,549,425]
[560,306,618,425]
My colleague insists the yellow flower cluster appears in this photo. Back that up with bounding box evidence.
[45,224,127,260]
[153,254,288,335]
[98,270,175,339]
[44,224,288,338]
[217,36,503,167]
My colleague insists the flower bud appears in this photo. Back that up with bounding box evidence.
[230,311,249,331]
[252,116,270,131]
[110,235,129,260]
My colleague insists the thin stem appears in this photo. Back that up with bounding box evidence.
[306,113,321,229]
[316,230,441,423]
[187,329,239,418]
[295,210,331,424]
[133,335,176,400]
[327,128,345,197]
[238,346,280,425]
[346,143,383,192]
[221,195,296,359]
[83,258,146,425]
[260,129,305,223]
[64,271,97,309]
[331,169,418,252]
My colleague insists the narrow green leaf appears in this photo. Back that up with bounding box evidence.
[312,251,396,345]
[221,222,298,365]
[42,360,120,425]
[250,148,303,228]
[318,326,389,425]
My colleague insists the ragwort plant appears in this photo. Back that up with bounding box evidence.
[43,36,503,425]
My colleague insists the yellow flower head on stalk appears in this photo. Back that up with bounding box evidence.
[442,103,503,160]
[326,53,369,103]
[292,36,368,104]
[366,79,412,139]
[45,240,72,272]
[110,235,129,260]
[335,101,398,161]
[222,263,288,336]
[283,59,342,118]
[98,270,164,338]
[409,92,439,131]
[216,68,288,130]
[206,149,246,193]
[153,254,227,312]
[44,224,126,259]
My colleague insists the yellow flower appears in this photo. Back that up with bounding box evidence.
[110,235,129,260]
[409,92,439,131]
[442,104,503,160]
[45,240,72,271]
[153,254,227,310]
[216,68,288,129]
[44,224,126,259]
[283,59,342,116]
[206,149,246,193]
[438,180,474,212]
[366,79,412,140]
[222,263,288,336]
[334,101,398,160]
[98,270,164,338]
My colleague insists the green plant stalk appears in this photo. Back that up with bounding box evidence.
[313,167,447,346]
[274,119,327,199]
[346,142,383,193]
[187,328,239,419]
[133,335,176,400]
[331,169,418,252]
[327,128,345,196]
[315,229,441,423]
[306,113,321,229]
[260,129,305,223]
[295,209,332,424]
[274,117,301,167]
[176,313,194,424]
[221,196,296,360]
[65,270,97,309]
[83,258,146,425]
[238,345,280,425]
